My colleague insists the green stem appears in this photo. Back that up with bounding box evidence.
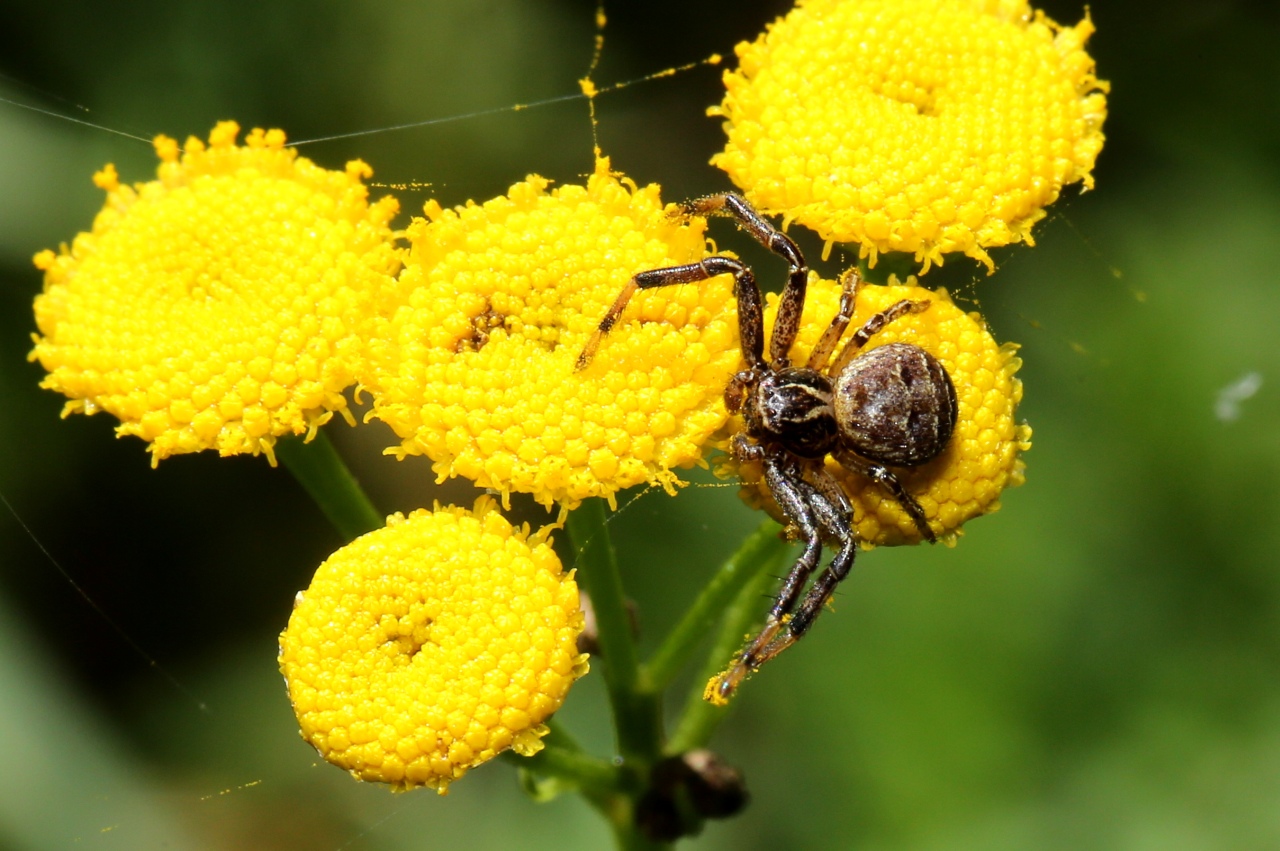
[643,519,786,692]
[275,431,382,541]
[504,725,667,848]
[566,499,663,765]
[503,726,620,794]
[666,544,790,754]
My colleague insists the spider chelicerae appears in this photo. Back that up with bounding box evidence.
[578,193,957,701]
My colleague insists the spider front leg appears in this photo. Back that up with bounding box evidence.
[681,193,809,367]
[710,441,858,703]
[786,465,859,636]
[575,255,765,371]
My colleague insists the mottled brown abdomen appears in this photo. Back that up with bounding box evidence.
[832,342,956,467]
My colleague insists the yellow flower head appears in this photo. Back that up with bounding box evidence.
[361,158,741,509]
[721,279,1030,546]
[278,499,587,793]
[31,121,401,465]
[711,0,1108,270]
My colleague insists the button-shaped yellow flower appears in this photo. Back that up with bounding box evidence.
[722,279,1030,546]
[279,499,587,793]
[31,121,401,465]
[711,0,1108,270]
[362,158,741,509]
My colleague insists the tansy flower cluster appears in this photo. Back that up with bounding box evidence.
[711,0,1108,270]
[278,499,587,793]
[721,279,1030,547]
[28,0,1103,814]
[360,157,742,509]
[31,121,400,465]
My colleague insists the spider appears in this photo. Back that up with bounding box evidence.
[577,193,957,701]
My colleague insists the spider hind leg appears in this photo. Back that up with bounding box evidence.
[835,449,937,543]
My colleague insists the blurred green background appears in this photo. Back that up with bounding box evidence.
[2,0,1279,848]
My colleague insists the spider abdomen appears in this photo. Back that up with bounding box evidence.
[833,342,957,467]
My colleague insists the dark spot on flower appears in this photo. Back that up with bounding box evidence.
[457,305,506,353]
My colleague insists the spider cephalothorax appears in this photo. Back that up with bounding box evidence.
[578,193,957,701]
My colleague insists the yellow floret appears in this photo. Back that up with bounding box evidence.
[361,157,741,509]
[720,278,1030,546]
[711,0,1108,270]
[278,498,587,793]
[30,121,401,465]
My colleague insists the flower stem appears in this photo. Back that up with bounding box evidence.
[643,519,786,692]
[566,499,663,765]
[275,432,382,541]
[505,725,667,849]
[504,723,621,794]
[666,543,790,755]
